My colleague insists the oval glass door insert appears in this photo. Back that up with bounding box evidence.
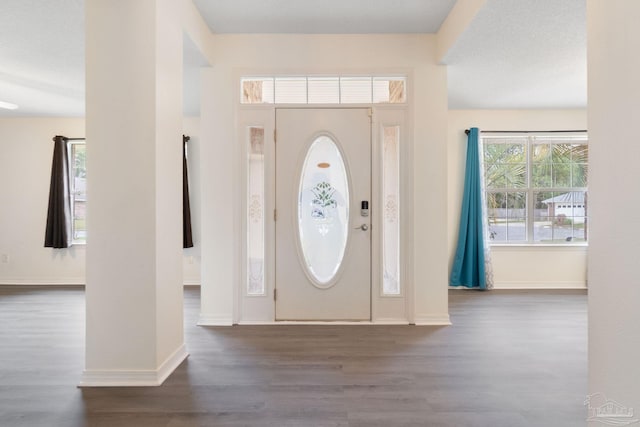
[298,135,350,286]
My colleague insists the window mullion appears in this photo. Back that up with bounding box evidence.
[526,138,534,243]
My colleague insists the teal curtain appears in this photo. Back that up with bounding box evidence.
[450,127,490,289]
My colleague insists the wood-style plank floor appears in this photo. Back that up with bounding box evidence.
[0,287,587,426]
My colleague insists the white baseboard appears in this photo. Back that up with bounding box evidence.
[272,320,376,325]
[372,319,411,325]
[492,281,587,289]
[0,281,201,287]
[237,320,277,325]
[156,344,189,385]
[79,344,188,387]
[0,279,85,285]
[237,320,411,325]
[413,314,452,326]
[197,313,233,326]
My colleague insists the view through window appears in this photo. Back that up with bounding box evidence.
[69,141,86,243]
[483,133,588,244]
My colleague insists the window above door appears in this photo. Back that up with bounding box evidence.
[240,76,406,105]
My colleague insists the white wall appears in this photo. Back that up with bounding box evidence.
[448,109,588,288]
[0,117,201,286]
[588,0,640,415]
[199,34,450,324]
[0,109,588,294]
[0,118,86,284]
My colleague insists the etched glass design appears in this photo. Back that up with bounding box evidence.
[241,78,274,104]
[247,127,265,295]
[383,126,400,295]
[298,136,349,285]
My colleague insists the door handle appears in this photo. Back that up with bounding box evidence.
[354,224,369,231]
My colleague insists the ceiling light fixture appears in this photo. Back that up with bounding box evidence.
[0,101,18,110]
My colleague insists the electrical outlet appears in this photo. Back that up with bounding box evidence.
[1,254,9,263]
[188,256,194,265]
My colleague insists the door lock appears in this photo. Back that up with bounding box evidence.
[361,200,369,217]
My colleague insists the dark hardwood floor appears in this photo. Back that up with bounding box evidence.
[0,286,587,427]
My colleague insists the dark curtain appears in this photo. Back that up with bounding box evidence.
[44,136,72,248]
[183,135,194,248]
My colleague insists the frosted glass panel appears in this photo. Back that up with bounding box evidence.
[298,136,349,285]
[241,78,274,104]
[308,77,340,104]
[373,78,406,103]
[275,78,307,103]
[383,126,400,295]
[340,77,372,103]
[240,75,406,104]
[247,127,265,295]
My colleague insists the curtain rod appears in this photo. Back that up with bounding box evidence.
[53,135,84,142]
[465,129,587,135]
[183,134,190,143]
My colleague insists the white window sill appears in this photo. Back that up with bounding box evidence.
[490,243,588,249]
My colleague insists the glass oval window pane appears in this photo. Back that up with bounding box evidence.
[298,136,349,285]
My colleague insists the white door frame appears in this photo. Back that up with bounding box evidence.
[237,104,412,324]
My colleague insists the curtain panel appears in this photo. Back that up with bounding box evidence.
[183,135,194,248]
[450,128,493,289]
[44,136,72,248]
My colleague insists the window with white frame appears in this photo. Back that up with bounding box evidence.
[483,133,588,244]
[241,76,406,105]
[247,127,265,295]
[69,141,86,243]
[382,125,400,295]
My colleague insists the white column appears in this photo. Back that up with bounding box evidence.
[82,0,187,386]
[412,52,451,325]
[198,67,238,325]
[588,0,640,414]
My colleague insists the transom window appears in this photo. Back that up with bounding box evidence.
[483,133,588,244]
[241,76,406,105]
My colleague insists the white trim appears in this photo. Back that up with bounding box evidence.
[234,69,417,324]
[272,321,388,325]
[197,313,233,326]
[0,279,85,285]
[239,75,408,106]
[413,314,452,326]
[490,243,588,250]
[0,281,201,287]
[79,344,188,387]
[490,281,587,289]
[156,345,189,385]
[236,320,412,325]
[237,320,276,325]
[372,319,410,325]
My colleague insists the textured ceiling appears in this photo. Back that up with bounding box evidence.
[445,0,586,109]
[0,0,586,117]
[191,0,457,34]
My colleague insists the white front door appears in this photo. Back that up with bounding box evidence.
[275,108,371,320]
